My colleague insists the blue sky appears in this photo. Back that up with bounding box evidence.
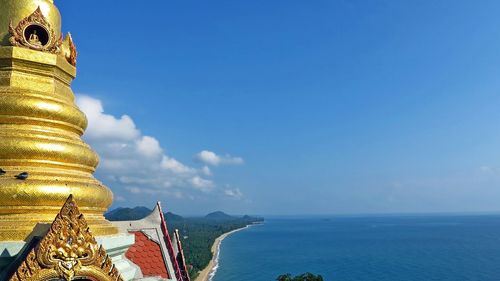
[58,1,500,215]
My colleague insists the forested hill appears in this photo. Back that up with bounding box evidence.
[205,211,234,220]
[105,206,152,221]
[105,208,264,279]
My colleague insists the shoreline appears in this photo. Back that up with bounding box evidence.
[194,224,257,281]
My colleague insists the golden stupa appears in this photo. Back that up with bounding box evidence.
[0,0,117,241]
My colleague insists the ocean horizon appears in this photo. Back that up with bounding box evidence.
[212,214,500,281]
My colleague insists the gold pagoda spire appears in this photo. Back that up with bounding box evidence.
[0,0,117,240]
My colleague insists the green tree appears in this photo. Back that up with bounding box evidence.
[277,274,293,281]
[276,273,324,281]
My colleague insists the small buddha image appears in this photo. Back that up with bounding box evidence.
[28,29,42,46]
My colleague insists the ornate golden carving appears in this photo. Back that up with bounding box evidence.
[8,195,124,281]
[8,6,62,53]
[62,32,78,66]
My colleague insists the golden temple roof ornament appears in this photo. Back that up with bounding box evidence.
[8,195,123,281]
[8,6,62,54]
[62,32,78,66]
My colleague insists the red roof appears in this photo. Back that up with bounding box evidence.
[125,231,170,279]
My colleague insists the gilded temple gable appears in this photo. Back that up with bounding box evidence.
[5,195,123,281]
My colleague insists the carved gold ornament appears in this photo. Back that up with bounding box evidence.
[9,6,62,53]
[62,32,78,66]
[8,195,124,281]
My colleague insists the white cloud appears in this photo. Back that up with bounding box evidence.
[201,166,212,176]
[161,156,195,174]
[136,136,163,157]
[126,187,142,194]
[479,166,500,173]
[77,95,214,197]
[224,188,244,200]
[196,150,244,166]
[77,96,139,141]
[190,176,215,192]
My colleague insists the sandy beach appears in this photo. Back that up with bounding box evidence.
[194,225,253,281]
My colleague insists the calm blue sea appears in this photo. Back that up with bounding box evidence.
[212,215,500,281]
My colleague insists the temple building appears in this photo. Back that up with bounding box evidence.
[0,0,189,280]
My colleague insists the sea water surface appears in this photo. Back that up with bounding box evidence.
[213,215,500,281]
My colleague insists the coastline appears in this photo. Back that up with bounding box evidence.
[194,224,255,281]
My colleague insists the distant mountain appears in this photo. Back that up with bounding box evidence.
[165,211,184,222]
[105,206,152,221]
[105,207,262,224]
[205,211,234,221]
